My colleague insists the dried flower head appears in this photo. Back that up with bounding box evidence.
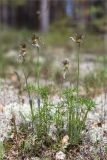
[20,43,27,56]
[62,135,69,145]
[75,33,83,43]
[70,33,83,44]
[32,34,40,48]
[18,43,27,63]
[63,59,69,71]
[62,59,69,79]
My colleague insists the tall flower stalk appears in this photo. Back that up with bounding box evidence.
[19,43,34,129]
[70,34,83,98]
[70,34,83,137]
[32,35,40,89]
[77,41,80,98]
[32,34,41,131]
[62,59,69,80]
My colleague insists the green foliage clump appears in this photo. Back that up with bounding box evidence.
[62,88,95,144]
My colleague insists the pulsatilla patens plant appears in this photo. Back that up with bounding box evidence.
[58,33,95,145]
[18,36,53,140]
[2,31,97,159]
[15,33,95,151]
[18,43,35,130]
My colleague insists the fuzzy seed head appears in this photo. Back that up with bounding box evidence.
[20,43,27,56]
[62,59,69,79]
[32,34,40,48]
[75,33,83,43]
[70,33,83,44]
[63,59,69,70]
[18,43,27,63]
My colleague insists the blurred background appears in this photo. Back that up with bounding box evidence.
[0,0,107,84]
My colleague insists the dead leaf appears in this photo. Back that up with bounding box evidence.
[11,73,17,83]
[0,104,5,113]
[61,135,69,145]
[10,72,21,89]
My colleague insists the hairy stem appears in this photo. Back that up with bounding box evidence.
[77,43,80,98]
[23,68,34,129]
[37,47,40,89]
[76,43,81,140]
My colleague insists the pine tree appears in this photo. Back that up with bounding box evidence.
[40,0,50,32]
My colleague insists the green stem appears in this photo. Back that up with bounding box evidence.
[68,104,72,141]
[37,47,40,89]
[103,50,106,125]
[75,43,81,143]
[44,99,48,134]
[36,47,41,135]
[77,43,80,98]
[23,68,34,129]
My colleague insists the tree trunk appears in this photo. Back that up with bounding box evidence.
[1,0,9,28]
[40,0,49,32]
[10,2,16,27]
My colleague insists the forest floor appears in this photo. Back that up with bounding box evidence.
[0,51,107,159]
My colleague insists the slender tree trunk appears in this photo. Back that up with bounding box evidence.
[40,0,49,32]
[2,0,9,28]
[11,2,16,27]
[65,0,73,17]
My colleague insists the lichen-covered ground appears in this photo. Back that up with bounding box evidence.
[0,78,107,159]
